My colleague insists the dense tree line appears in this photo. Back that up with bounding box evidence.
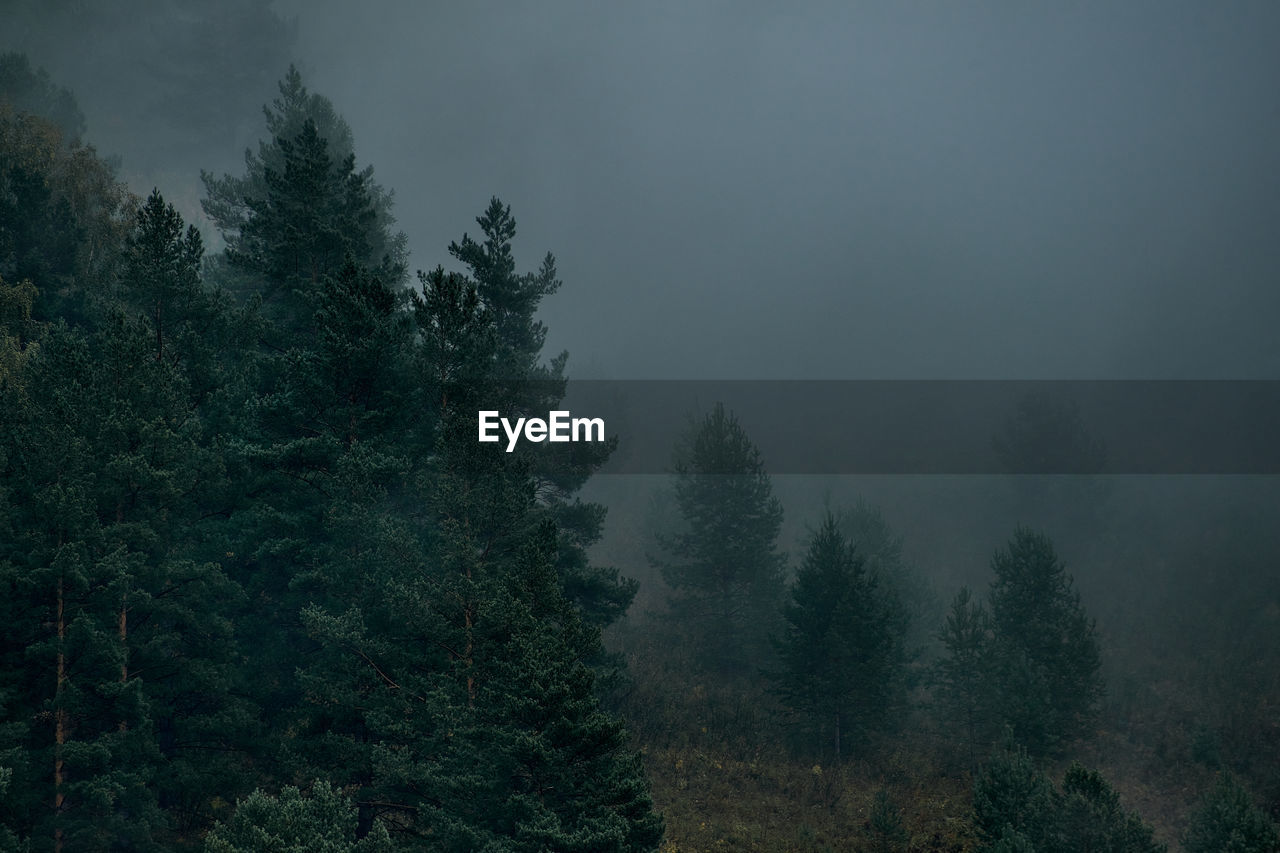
[1,58,659,852]
[4,54,1278,853]
[639,397,1277,851]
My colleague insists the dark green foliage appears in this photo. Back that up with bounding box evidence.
[204,783,393,853]
[436,199,633,630]
[0,53,84,142]
[0,275,39,389]
[0,326,238,848]
[214,181,655,846]
[0,60,664,852]
[771,514,906,759]
[934,587,1000,765]
[0,183,248,849]
[0,99,133,325]
[973,748,1164,853]
[448,197,560,377]
[0,767,21,851]
[987,528,1103,755]
[1182,774,1280,853]
[973,745,1059,851]
[866,787,909,853]
[294,458,662,849]
[225,118,388,338]
[202,66,407,311]
[939,530,1104,762]
[654,403,786,673]
[835,500,933,651]
[120,190,204,360]
[1055,764,1165,853]
[989,828,1038,853]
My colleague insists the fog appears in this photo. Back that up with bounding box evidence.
[4,3,1280,849]
[8,1,1280,379]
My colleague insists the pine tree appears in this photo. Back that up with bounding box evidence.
[201,66,406,302]
[934,587,1000,765]
[771,513,905,759]
[448,197,559,379]
[0,184,246,849]
[973,748,1165,853]
[987,528,1102,755]
[226,118,387,339]
[1056,763,1165,853]
[972,744,1059,851]
[198,70,419,784]
[654,403,786,674]
[0,275,39,390]
[205,783,394,853]
[836,500,932,651]
[0,52,85,142]
[1182,774,1280,853]
[285,204,661,849]
[0,94,133,326]
[120,189,204,363]
[0,318,243,850]
[866,787,909,853]
[444,199,634,629]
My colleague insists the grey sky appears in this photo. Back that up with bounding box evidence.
[10,1,1280,379]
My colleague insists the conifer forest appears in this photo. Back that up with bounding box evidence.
[1,3,1279,851]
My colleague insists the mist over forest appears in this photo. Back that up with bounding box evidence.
[2,2,1278,851]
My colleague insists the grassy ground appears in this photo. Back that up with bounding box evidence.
[610,637,1259,853]
[643,743,978,852]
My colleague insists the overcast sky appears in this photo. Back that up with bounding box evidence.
[9,1,1280,379]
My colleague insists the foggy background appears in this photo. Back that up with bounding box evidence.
[7,3,1280,845]
[6,0,1279,380]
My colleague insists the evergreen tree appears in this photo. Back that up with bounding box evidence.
[972,744,1059,851]
[1182,774,1280,853]
[444,199,633,629]
[866,787,909,853]
[205,783,393,853]
[120,189,204,363]
[0,184,246,849]
[294,446,663,848]
[934,587,1000,765]
[0,766,20,851]
[198,69,418,786]
[224,118,390,339]
[284,205,660,848]
[0,318,243,850]
[653,403,786,674]
[202,66,406,303]
[771,513,905,759]
[973,748,1164,853]
[448,197,559,379]
[0,96,133,326]
[0,275,39,390]
[836,500,932,652]
[0,53,85,143]
[1055,763,1165,853]
[987,528,1102,755]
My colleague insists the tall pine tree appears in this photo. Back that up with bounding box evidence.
[987,528,1102,755]
[771,513,906,760]
[654,403,786,674]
